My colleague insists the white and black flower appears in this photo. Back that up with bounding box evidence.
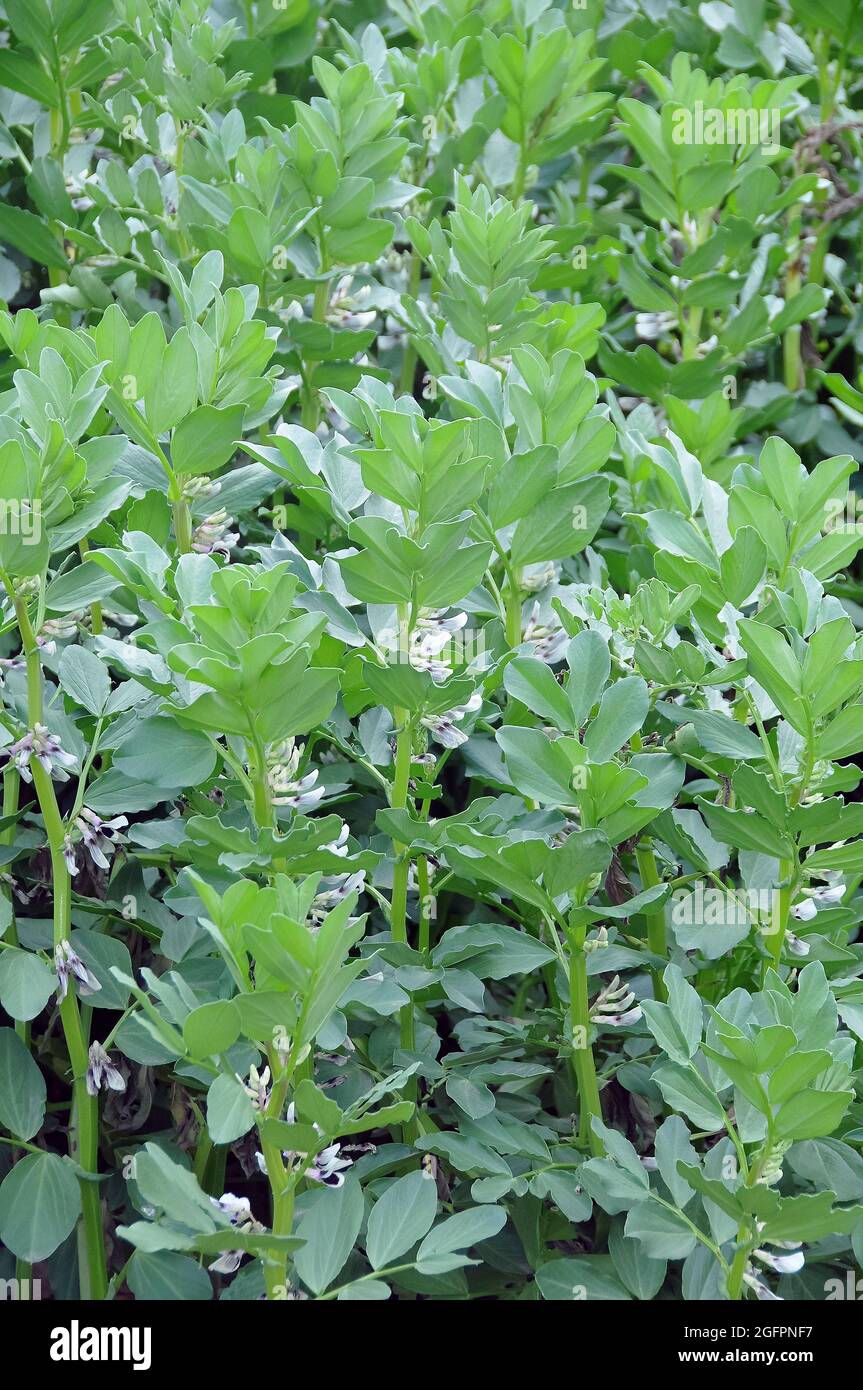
[86,1041,126,1096]
[4,725,77,783]
[54,940,101,1002]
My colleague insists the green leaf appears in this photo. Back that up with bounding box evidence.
[641,965,703,1066]
[737,619,806,733]
[654,1116,700,1210]
[172,405,245,476]
[624,1202,696,1260]
[697,801,793,859]
[295,1178,365,1295]
[566,629,610,727]
[654,1063,727,1132]
[0,950,56,1021]
[0,205,68,270]
[503,656,575,731]
[126,1250,214,1300]
[416,1205,507,1267]
[657,705,765,761]
[132,1143,220,1233]
[496,726,577,804]
[58,645,111,715]
[365,1169,438,1269]
[773,1089,853,1142]
[535,1255,631,1300]
[0,1027,46,1140]
[183,1000,242,1058]
[206,1073,256,1144]
[112,719,217,789]
[585,676,648,761]
[0,1152,81,1261]
[609,1219,667,1300]
[717,522,761,606]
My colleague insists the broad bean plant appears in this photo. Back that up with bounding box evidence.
[1,0,863,1306]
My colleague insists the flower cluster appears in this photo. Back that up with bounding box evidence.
[3,725,76,783]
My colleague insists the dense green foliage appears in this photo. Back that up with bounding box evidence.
[2,0,863,1305]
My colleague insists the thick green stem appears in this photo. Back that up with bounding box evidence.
[390,715,416,1056]
[504,567,522,649]
[34,765,107,1298]
[681,306,704,361]
[726,1232,751,1301]
[636,841,667,1002]
[511,136,528,202]
[171,495,193,555]
[260,1130,294,1299]
[766,860,793,978]
[399,250,422,396]
[79,538,103,634]
[388,600,419,1125]
[783,176,805,394]
[783,270,803,392]
[193,1127,213,1186]
[259,1055,298,1299]
[417,856,432,956]
[568,929,603,1156]
[12,592,107,1299]
[301,273,330,431]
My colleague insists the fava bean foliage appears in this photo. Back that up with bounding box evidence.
[2,0,863,1307]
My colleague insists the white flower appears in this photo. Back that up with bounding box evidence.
[756,1140,791,1186]
[785,931,810,958]
[325,275,376,332]
[254,1112,356,1188]
[523,602,567,664]
[584,926,609,954]
[693,334,718,358]
[212,1192,252,1223]
[791,876,845,923]
[813,884,845,904]
[790,897,816,921]
[74,807,128,872]
[323,823,350,857]
[306,1141,354,1187]
[208,1250,243,1275]
[181,475,221,502]
[86,1042,126,1096]
[191,509,238,558]
[590,975,642,1027]
[522,562,560,593]
[0,652,25,682]
[240,1064,271,1111]
[421,691,482,748]
[753,1247,805,1275]
[412,611,467,680]
[42,615,81,640]
[63,835,78,877]
[601,1006,643,1027]
[635,310,677,340]
[54,940,101,1001]
[208,1192,262,1275]
[4,724,77,783]
[310,870,365,927]
[266,737,325,812]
